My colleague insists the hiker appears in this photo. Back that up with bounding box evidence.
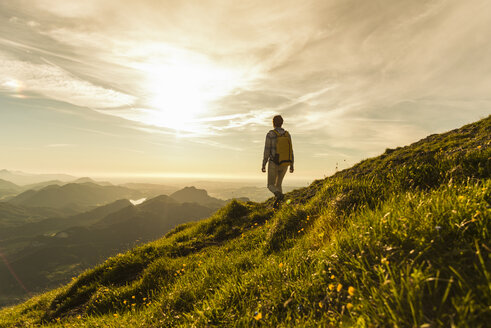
[261,115,294,208]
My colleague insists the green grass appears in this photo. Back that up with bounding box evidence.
[1,116,490,327]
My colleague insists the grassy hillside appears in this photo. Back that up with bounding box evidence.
[1,116,490,327]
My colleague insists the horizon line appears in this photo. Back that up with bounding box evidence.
[1,168,318,185]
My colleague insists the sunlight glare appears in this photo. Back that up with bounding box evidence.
[2,79,23,92]
[132,49,247,133]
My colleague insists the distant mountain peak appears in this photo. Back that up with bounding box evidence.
[140,194,175,206]
[169,186,226,209]
[170,186,209,200]
[74,177,96,183]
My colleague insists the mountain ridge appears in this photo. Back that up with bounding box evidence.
[0,170,76,186]
[8,182,143,211]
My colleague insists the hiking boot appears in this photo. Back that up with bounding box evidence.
[273,192,284,209]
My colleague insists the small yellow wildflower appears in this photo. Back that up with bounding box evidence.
[337,283,343,292]
[346,303,354,311]
[328,283,335,291]
[318,301,323,308]
[330,274,335,279]
[279,263,284,268]
[113,313,118,317]
[253,312,262,321]
[131,295,135,299]
[123,300,127,304]
[348,286,355,296]
[77,315,82,319]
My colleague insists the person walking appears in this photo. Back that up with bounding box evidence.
[262,115,294,208]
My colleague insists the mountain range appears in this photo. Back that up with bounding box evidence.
[7,182,143,213]
[0,170,76,186]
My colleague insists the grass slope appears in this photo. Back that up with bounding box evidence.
[1,116,490,327]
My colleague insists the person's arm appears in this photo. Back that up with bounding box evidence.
[290,134,294,173]
[262,132,272,172]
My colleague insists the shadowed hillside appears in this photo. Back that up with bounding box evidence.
[1,116,490,327]
[0,179,21,200]
[0,203,68,229]
[0,196,214,308]
[0,199,132,239]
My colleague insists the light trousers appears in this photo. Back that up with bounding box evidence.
[267,161,289,194]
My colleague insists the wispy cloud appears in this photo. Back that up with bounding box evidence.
[0,52,135,108]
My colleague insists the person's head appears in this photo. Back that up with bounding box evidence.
[273,115,283,128]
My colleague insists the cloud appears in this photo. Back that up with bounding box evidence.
[31,0,101,18]
[0,52,136,108]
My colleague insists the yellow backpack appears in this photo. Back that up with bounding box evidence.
[273,130,293,166]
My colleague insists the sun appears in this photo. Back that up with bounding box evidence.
[144,62,208,131]
[132,50,246,133]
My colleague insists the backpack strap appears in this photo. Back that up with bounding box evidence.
[272,129,287,137]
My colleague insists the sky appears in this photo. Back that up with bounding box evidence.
[0,0,490,183]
